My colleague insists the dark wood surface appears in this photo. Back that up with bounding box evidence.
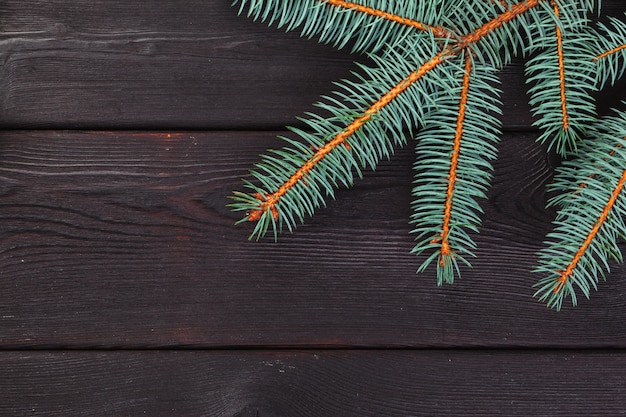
[0,1,623,130]
[1,130,626,351]
[2,350,625,416]
[1,1,625,415]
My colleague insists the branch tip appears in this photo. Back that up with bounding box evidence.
[554,169,626,293]
[247,193,279,222]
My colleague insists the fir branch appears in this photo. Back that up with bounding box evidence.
[459,0,542,46]
[553,2,569,132]
[594,44,626,60]
[555,170,626,291]
[593,13,626,87]
[411,52,502,284]
[232,0,626,307]
[449,0,547,66]
[441,55,475,265]
[230,35,450,239]
[244,51,447,223]
[323,0,453,38]
[534,111,626,310]
[233,0,447,53]
[524,0,598,155]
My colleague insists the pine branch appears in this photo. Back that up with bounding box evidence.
[595,43,626,60]
[593,13,626,87]
[323,0,453,38]
[524,0,597,155]
[230,35,449,239]
[233,0,447,53]
[411,52,501,284]
[534,111,626,310]
[449,0,550,66]
[231,0,546,241]
[440,55,475,267]
[247,52,446,221]
[554,2,569,130]
[232,0,626,308]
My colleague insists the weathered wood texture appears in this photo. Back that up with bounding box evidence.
[2,350,626,416]
[1,1,626,415]
[0,1,623,130]
[1,130,625,349]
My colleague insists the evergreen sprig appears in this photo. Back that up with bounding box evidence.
[411,51,502,285]
[229,0,626,310]
[524,0,598,155]
[534,110,626,309]
[594,15,626,87]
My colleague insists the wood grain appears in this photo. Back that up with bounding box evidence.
[0,130,624,349]
[1,350,625,416]
[1,2,626,414]
[0,1,623,130]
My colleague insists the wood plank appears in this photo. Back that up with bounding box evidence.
[0,130,625,349]
[1,350,625,416]
[1,0,355,130]
[0,1,623,130]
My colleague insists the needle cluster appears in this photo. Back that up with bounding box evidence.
[230,0,626,310]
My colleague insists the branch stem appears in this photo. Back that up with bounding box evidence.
[554,169,626,293]
[594,44,626,61]
[460,0,542,47]
[438,54,473,265]
[322,0,453,38]
[248,52,448,221]
[246,0,548,223]
[553,1,570,130]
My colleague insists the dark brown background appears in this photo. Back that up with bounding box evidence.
[1,1,625,415]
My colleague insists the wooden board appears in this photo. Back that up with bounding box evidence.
[0,1,623,130]
[1,130,625,349]
[1,1,626,415]
[1,350,625,416]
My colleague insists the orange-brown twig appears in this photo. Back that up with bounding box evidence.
[248,0,547,223]
[553,1,570,130]
[460,0,542,47]
[323,0,453,38]
[247,52,449,221]
[438,54,473,265]
[554,169,626,294]
[594,44,626,61]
